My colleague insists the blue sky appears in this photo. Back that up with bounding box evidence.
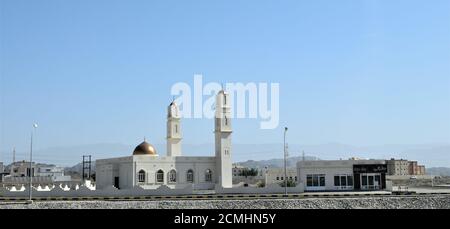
[1,0,449,163]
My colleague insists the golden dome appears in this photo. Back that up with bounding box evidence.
[133,140,157,155]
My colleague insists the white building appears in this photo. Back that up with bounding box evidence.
[36,166,72,182]
[264,168,298,186]
[297,159,388,192]
[96,90,233,190]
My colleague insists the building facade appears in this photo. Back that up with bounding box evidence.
[386,159,426,176]
[297,159,387,192]
[409,161,426,175]
[96,91,233,190]
[264,168,298,186]
[0,162,4,183]
[387,159,410,176]
[7,161,36,177]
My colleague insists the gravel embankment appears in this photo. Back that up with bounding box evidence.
[1,195,450,209]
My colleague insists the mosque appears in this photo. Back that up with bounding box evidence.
[95,90,233,190]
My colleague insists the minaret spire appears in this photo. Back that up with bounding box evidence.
[215,89,232,188]
[167,100,182,157]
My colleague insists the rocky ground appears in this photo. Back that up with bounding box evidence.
[1,195,449,209]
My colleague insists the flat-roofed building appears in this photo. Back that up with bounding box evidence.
[297,159,387,192]
[387,159,410,176]
[265,168,297,186]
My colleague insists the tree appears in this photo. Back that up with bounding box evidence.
[279,179,296,187]
[239,168,258,177]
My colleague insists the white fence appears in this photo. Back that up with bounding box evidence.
[0,182,308,197]
[0,184,194,197]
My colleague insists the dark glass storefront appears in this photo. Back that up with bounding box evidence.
[353,164,387,190]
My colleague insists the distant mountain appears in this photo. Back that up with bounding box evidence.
[427,167,450,176]
[235,156,320,169]
[2,142,449,168]
[65,162,96,174]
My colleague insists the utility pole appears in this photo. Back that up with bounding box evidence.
[284,127,288,196]
[28,123,38,204]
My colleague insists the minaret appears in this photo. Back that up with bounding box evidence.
[215,90,232,188]
[166,100,182,157]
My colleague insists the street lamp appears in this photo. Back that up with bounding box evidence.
[28,123,38,203]
[284,127,288,196]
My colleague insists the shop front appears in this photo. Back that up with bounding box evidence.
[353,164,387,191]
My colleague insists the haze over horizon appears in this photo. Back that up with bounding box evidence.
[1,1,449,166]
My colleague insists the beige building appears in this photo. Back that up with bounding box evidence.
[386,159,410,176]
[7,161,36,177]
[386,159,426,176]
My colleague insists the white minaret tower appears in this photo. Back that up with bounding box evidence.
[167,100,182,157]
[215,90,232,188]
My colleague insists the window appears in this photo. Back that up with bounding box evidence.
[224,95,227,105]
[156,170,164,183]
[340,176,347,186]
[319,176,325,186]
[362,175,368,186]
[276,177,279,181]
[307,175,313,187]
[187,169,194,183]
[205,169,212,182]
[334,175,354,187]
[306,174,325,187]
[313,175,318,186]
[138,170,146,183]
[175,125,178,134]
[368,176,374,186]
[347,176,353,186]
[375,175,381,186]
[334,176,340,186]
[169,170,176,183]
[225,117,228,126]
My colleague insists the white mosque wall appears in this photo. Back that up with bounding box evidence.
[96,156,219,190]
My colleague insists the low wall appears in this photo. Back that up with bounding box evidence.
[216,183,305,194]
[0,185,194,197]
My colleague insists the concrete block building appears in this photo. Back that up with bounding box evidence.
[297,159,387,192]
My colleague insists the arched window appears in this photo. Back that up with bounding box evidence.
[156,170,164,183]
[169,170,177,183]
[187,169,194,183]
[138,170,146,183]
[205,169,212,182]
